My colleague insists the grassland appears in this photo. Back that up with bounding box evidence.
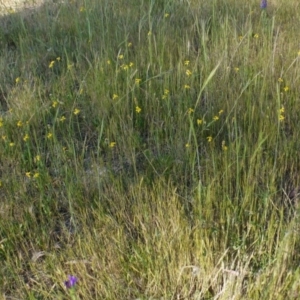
[1,0,300,299]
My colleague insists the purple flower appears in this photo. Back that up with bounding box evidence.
[260,0,267,9]
[64,275,78,289]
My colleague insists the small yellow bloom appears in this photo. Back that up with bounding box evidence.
[52,100,58,108]
[15,77,20,84]
[184,84,190,89]
[34,155,41,162]
[79,6,85,12]
[0,181,2,187]
[188,108,194,114]
[118,54,124,60]
[128,42,132,47]
[207,136,213,142]
[218,110,224,115]
[56,57,61,61]
[283,86,289,92]
[135,106,142,113]
[129,62,134,67]
[222,141,228,151]
[49,60,55,68]
[59,116,66,122]
[0,119,3,127]
[278,77,283,83]
[135,78,142,84]
[109,142,116,148]
[17,120,23,127]
[184,60,190,66]
[26,172,31,178]
[213,116,219,121]
[238,35,243,41]
[234,67,239,72]
[23,134,29,142]
[1,135,6,141]
[148,31,152,36]
[9,142,15,147]
[107,60,111,65]
[164,13,169,18]
[279,115,285,121]
[47,132,53,139]
[254,33,259,39]
[164,89,169,95]
[122,64,129,70]
[279,106,284,113]
[73,108,80,115]
[186,69,192,76]
[112,94,119,100]
[185,143,190,148]
[33,173,40,178]
[197,119,203,125]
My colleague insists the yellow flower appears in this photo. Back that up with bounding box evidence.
[135,78,142,84]
[254,33,259,39]
[279,106,284,113]
[135,106,142,113]
[73,108,80,115]
[238,35,243,41]
[79,6,85,12]
[0,118,3,127]
[9,142,15,147]
[118,54,124,60]
[15,77,20,84]
[128,42,132,47]
[56,57,61,61]
[283,86,289,92]
[148,31,152,36]
[278,77,283,83]
[207,136,213,142]
[23,134,29,142]
[107,60,111,65]
[186,69,192,76]
[213,116,219,121]
[188,108,194,114]
[25,172,31,178]
[112,94,119,100]
[129,62,134,67]
[164,89,169,95]
[185,143,190,148]
[17,120,23,127]
[234,67,239,73]
[59,116,66,122]
[184,60,190,66]
[52,100,58,108]
[184,84,190,89]
[0,181,2,187]
[47,132,53,139]
[218,110,224,115]
[197,119,203,125]
[49,60,55,68]
[109,142,116,148]
[279,115,285,121]
[222,141,228,151]
[34,155,41,162]
[1,135,6,141]
[33,173,40,178]
[164,13,169,18]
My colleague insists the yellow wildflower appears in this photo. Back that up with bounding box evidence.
[107,60,111,65]
[15,77,20,84]
[129,62,134,67]
[222,141,228,151]
[59,116,66,122]
[49,60,55,68]
[0,118,3,127]
[109,142,116,148]
[25,172,31,178]
[188,108,194,114]
[135,106,142,113]
[52,100,58,108]
[148,31,152,36]
[23,134,29,142]
[184,84,190,89]
[128,42,132,47]
[186,69,192,76]
[164,13,169,18]
[17,120,23,127]
[213,116,219,121]
[278,78,283,83]
[218,110,224,115]
[197,119,203,125]
[135,78,142,84]
[9,142,15,147]
[185,143,190,148]
[33,173,40,178]
[47,132,53,139]
[112,94,119,100]
[283,86,289,92]
[279,115,285,121]
[73,108,80,115]
[254,33,259,39]
[34,155,41,162]
[118,54,124,60]
[184,60,190,66]
[56,57,61,61]
[207,136,213,142]
[234,67,239,73]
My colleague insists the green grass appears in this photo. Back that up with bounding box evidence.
[1,0,300,298]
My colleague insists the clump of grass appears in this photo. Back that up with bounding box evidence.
[1,0,300,298]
